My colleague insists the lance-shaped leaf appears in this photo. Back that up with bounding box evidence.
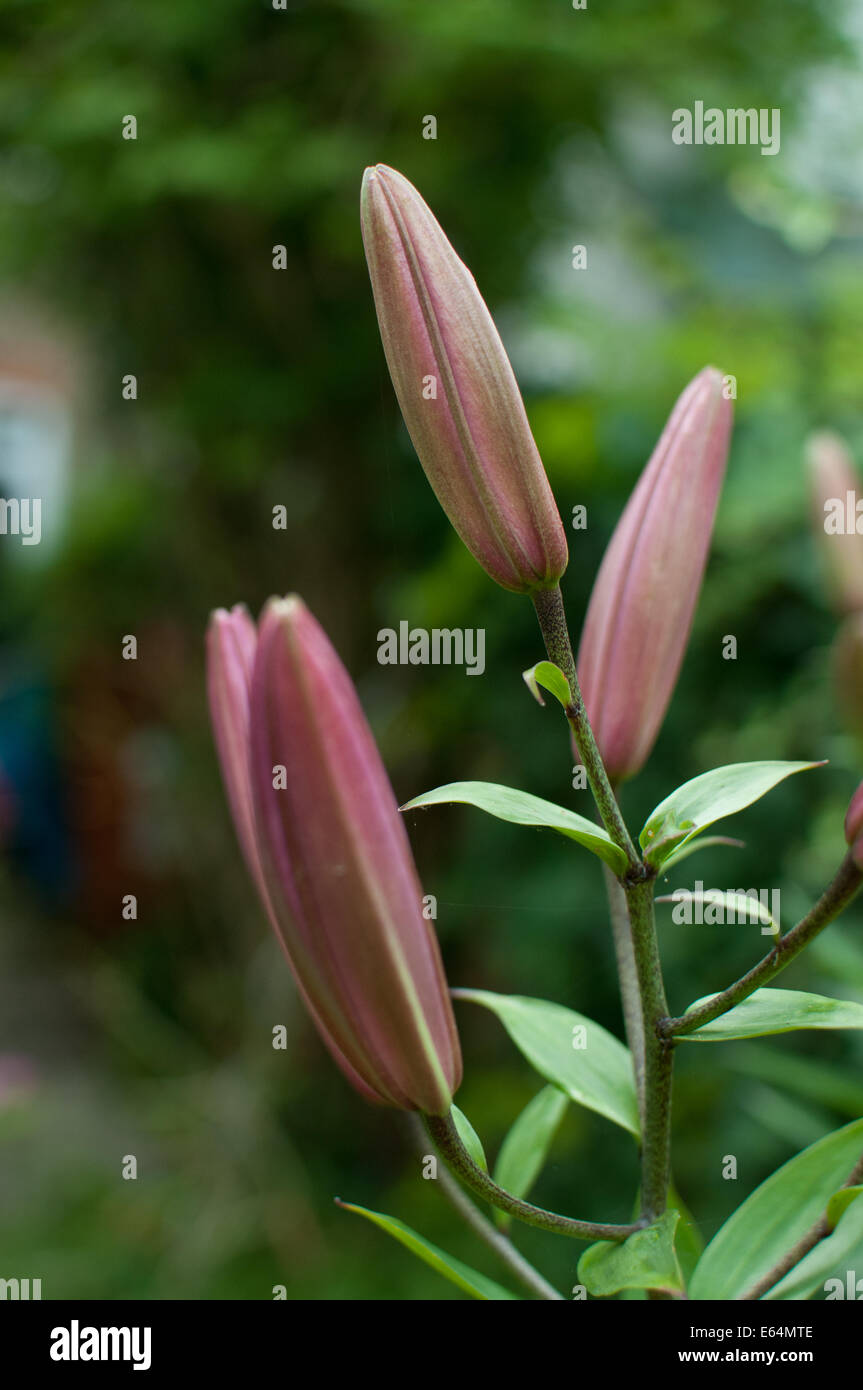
[678,988,863,1042]
[402,781,627,874]
[492,1085,569,1228]
[640,760,823,869]
[657,835,745,874]
[765,1189,863,1300]
[827,1185,863,1230]
[656,889,779,934]
[522,660,572,710]
[337,1202,518,1300]
[689,1118,863,1300]
[578,1212,683,1297]
[452,1105,488,1173]
[453,990,639,1136]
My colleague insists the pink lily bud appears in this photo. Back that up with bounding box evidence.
[844,781,863,868]
[807,431,863,615]
[207,605,265,895]
[833,613,863,746]
[208,605,384,1105]
[208,596,462,1114]
[361,163,568,595]
[577,367,733,783]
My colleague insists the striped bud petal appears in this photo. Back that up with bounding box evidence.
[207,604,394,1107]
[577,367,733,783]
[247,596,461,1114]
[844,781,863,868]
[207,605,264,895]
[807,431,863,615]
[833,613,863,748]
[361,163,568,594]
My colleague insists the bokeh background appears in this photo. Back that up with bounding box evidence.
[1,0,863,1299]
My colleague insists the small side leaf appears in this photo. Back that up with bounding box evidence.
[656,889,779,935]
[492,1086,569,1225]
[336,1201,518,1300]
[453,990,639,1136]
[766,1190,863,1300]
[402,781,627,874]
[658,835,745,874]
[578,1212,683,1297]
[640,761,823,869]
[522,660,572,710]
[679,988,863,1042]
[452,1105,488,1173]
[689,1118,863,1299]
[669,1182,704,1286]
[826,1185,863,1231]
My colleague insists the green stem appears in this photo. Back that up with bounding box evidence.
[739,1149,863,1301]
[532,585,639,871]
[406,1116,564,1300]
[423,1110,643,1242]
[663,852,863,1038]
[602,863,646,1129]
[531,582,672,1221]
[626,877,673,1220]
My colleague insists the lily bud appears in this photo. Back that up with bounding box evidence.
[833,613,863,746]
[844,781,863,868]
[207,605,265,895]
[208,604,384,1105]
[577,367,733,783]
[807,431,863,615]
[208,596,462,1115]
[361,163,568,594]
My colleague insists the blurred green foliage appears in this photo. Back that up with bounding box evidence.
[1,0,863,1298]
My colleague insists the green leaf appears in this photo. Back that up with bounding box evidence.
[725,1044,863,1118]
[639,761,823,869]
[826,1185,863,1230]
[579,1212,683,1297]
[669,1183,704,1286]
[689,1118,863,1299]
[336,1201,518,1300]
[658,835,746,874]
[401,781,627,874]
[452,1105,487,1173]
[522,660,571,710]
[766,1191,863,1300]
[454,990,639,1136]
[678,988,863,1042]
[492,1086,569,1225]
[656,889,779,934]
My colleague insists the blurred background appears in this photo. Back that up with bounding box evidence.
[1,0,863,1299]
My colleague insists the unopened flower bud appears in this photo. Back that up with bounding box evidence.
[833,613,863,746]
[844,781,863,868]
[577,367,733,782]
[807,431,863,615]
[208,597,462,1114]
[361,163,568,594]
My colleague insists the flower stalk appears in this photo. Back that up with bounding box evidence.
[663,852,863,1039]
[423,1110,644,1242]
